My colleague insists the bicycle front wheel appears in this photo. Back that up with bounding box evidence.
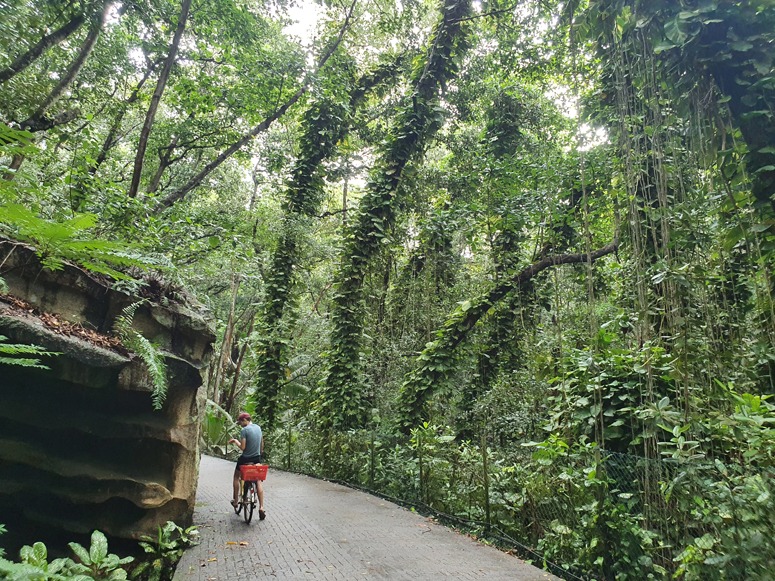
[243,482,254,523]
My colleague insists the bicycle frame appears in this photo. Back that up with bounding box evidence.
[234,464,268,524]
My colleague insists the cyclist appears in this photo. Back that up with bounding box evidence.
[229,412,265,519]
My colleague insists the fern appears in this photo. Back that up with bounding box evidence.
[0,123,35,159]
[0,335,58,369]
[113,301,169,410]
[0,203,159,281]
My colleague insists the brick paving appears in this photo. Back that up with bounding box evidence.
[173,455,559,580]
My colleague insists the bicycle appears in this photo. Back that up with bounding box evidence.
[234,463,268,523]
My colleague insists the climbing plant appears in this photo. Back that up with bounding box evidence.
[318,0,473,430]
[254,54,406,431]
[113,300,169,411]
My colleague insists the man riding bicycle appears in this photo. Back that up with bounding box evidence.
[229,412,265,519]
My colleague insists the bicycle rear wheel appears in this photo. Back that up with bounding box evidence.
[243,482,254,523]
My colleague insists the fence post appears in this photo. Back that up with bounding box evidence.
[286,420,292,470]
[418,431,424,504]
[370,428,376,489]
[482,429,491,533]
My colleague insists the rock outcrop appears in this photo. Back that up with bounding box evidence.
[0,238,214,554]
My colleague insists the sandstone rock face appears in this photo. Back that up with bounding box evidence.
[0,238,215,553]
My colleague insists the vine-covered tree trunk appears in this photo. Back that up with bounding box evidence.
[396,240,619,432]
[318,0,472,431]
[254,60,404,430]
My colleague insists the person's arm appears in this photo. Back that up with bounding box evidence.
[228,432,246,451]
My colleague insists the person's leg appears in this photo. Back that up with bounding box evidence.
[257,480,265,511]
[232,468,241,505]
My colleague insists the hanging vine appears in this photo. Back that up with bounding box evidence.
[318,0,473,430]
[395,221,619,432]
[254,57,406,430]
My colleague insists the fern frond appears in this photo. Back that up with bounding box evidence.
[0,357,49,369]
[132,335,168,410]
[113,302,168,410]
[0,204,162,280]
[113,301,144,337]
[0,335,58,369]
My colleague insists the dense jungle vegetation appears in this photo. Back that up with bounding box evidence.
[2,0,775,578]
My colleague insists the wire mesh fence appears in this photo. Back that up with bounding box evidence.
[272,427,775,580]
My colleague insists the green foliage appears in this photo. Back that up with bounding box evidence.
[671,462,775,580]
[133,521,199,581]
[200,399,239,457]
[0,122,35,160]
[321,0,474,430]
[113,301,168,410]
[0,524,197,581]
[0,334,58,369]
[3,0,774,577]
[0,204,158,281]
[0,541,76,581]
[0,530,133,581]
[67,531,134,581]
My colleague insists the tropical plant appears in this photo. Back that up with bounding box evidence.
[200,399,239,457]
[113,301,168,410]
[0,334,58,368]
[132,521,199,581]
[0,530,133,581]
[67,530,134,581]
[0,540,76,581]
[0,204,159,281]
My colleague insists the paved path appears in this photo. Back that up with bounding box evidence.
[173,455,559,580]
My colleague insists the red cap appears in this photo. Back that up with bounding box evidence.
[237,412,251,422]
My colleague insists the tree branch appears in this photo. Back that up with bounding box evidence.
[26,1,111,125]
[397,236,620,431]
[128,0,193,198]
[0,13,86,84]
[154,0,358,211]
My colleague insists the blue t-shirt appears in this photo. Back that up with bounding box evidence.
[241,423,262,458]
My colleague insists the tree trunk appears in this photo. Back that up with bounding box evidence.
[211,274,240,408]
[154,0,357,211]
[92,60,159,174]
[25,1,111,125]
[252,56,398,431]
[147,134,181,194]
[396,238,620,432]
[319,0,473,430]
[223,315,254,413]
[0,13,86,84]
[7,1,111,179]
[128,0,192,198]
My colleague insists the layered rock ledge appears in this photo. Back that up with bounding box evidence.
[0,237,215,554]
